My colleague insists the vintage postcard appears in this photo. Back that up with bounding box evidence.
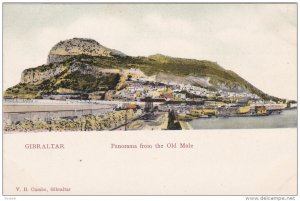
[2,3,297,197]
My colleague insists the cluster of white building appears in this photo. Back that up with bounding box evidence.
[111,75,263,102]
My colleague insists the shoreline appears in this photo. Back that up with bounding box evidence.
[179,121,193,130]
[188,109,297,129]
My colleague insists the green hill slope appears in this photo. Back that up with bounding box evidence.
[4,53,279,101]
[4,37,280,101]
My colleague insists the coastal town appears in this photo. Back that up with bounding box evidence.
[3,67,297,132]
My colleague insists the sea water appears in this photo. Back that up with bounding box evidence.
[189,109,297,129]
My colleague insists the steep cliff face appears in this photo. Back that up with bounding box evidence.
[21,66,65,84]
[20,62,102,84]
[5,61,120,99]
[47,38,126,64]
[47,54,71,64]
[69,62,99,75]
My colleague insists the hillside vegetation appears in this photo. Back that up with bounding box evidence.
[4,38,280,101]
[61,54,278,100]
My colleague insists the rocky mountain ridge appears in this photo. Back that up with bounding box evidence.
[47,38,126,64]
[4,38,280,101]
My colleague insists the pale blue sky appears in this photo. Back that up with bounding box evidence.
[3,3,297,99]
